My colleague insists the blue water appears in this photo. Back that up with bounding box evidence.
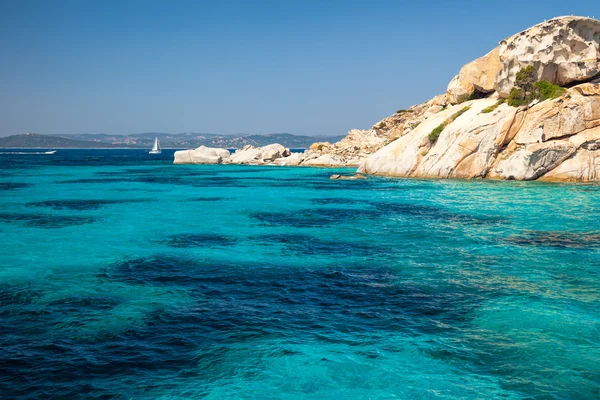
[0,149,599,399]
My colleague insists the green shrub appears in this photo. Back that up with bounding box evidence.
[451,106,471,121]
[428,124,445,143]
[508,66,566,107]
[533,80,566,101]
[515,65,536,88]
[396,109,414,114]
[508,88,526,107]
[481,99,505,114]
[428,106,471,143]
[409,121,421,130]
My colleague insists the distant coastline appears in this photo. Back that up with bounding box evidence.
[0,132,343,150]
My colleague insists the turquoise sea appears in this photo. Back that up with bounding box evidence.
[0,149,598,399]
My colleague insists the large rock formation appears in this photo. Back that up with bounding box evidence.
[446,16,600,103]
[173,144,290,165]
[229,144,290,164]
[310,16,600,182]
[446,47,502,104]
[360,83,600,181]
[174,146,230,165]
[496,16,600,97]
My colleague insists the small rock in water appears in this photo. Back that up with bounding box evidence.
[330,174,367,180]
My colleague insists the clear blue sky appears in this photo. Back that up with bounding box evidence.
[0,0,598,137]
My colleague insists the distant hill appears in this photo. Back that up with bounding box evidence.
[0,133,122,148]
[1,132,346,149]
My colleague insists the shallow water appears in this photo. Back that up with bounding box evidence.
[0,149,599,399]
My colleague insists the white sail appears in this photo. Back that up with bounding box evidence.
[149,137,161,154]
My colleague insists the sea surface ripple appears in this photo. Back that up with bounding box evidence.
[0,149,599,399]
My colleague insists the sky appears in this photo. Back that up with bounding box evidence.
[0,0,598,137]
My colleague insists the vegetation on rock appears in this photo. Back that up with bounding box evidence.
[508,66,566,106]
[428,106,471,143]
[481,99,505,114]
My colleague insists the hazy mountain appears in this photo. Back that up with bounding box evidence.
[0,133,122,148]
[2,132,346,149]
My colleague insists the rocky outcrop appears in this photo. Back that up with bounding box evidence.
[313,16,600,182]
[360,99,519,178]
[447,47,502,104]
[173,144,290,165]
[229,144,291,165]
[174,146,230,164]
[272,96,451,168]
[330,174,367,180]
[496,16,600,98]
[361,83,600,182]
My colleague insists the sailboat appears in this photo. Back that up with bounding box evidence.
[149,137,161,154]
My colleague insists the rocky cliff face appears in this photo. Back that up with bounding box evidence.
[316,16,600,182]
[496,17,600,98]
[359,83,600,181]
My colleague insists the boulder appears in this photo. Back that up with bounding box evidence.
[496,16,600,98]
[173,146,230,164]
[492,143,577,180]
[447,47,502,104]
[309,142,332,152]
[272,152,303,166]
[539,149,600,182]
[301,154,345,167]
[261,143,291,161]
[228,143,291,164]
[330,174,367,180]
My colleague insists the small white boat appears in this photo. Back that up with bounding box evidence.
[44,150,57,154]
[149,137,161,154]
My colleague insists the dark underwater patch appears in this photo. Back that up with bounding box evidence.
[58,178,127,184]
[0,213,96,228]
[132,175,191,185]
[371,202,507,225]
[506,230,600,249]
[160,233,238,248]
[0,182,32,191]
[183,197,227,202]
[310,180,375,191]
[0,285,44,313]
[219,167,276,174]
[26,199,150,211]
[101,255,481,348]
[0,254,489,399]
[104,255,476,329]
[250,233,382,257]
[102,255,209,287]
[310,197,364,205]
[249,207,380,228]
[183,176,249,188]
[250,202,506,229]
